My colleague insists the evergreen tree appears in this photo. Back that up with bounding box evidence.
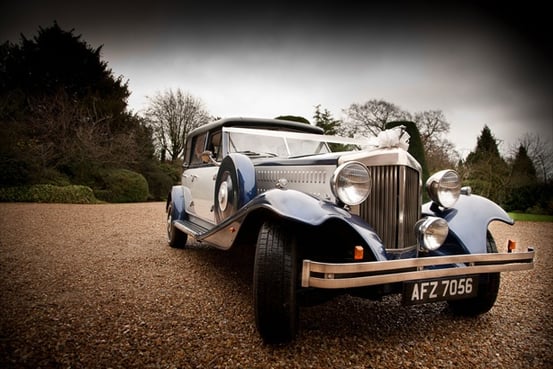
[504,144,544,213]
[0,22,129,121]
[510,145,537,187]
[466,125,502,164]
[0,23,158,192]
[463,125,509,205]
[312,105,341,135]
[312,105,345,151]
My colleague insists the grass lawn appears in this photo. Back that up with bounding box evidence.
[508,212,553,222]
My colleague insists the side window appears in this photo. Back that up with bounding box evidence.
[207,131,222,161]
[190,132,207,166]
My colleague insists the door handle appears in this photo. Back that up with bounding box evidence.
[183,174,198,182]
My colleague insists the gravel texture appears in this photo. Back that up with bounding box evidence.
[0,202,551,368]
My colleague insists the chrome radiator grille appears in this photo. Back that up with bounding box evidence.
[360,165,421,250]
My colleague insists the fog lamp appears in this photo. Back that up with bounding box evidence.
[416,217,449,251]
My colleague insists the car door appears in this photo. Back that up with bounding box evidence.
[184,166,218,224]
[183,131,219,224]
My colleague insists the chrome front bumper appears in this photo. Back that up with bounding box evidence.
[301,250,535,289]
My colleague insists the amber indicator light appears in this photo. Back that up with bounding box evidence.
[354,245,364,260]
[508,240,517,253]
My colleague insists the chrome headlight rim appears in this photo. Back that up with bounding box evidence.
[426,169,461,208]
[331,161,371,206]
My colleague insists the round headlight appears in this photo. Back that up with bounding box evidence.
[331,162,371,205]
[426,169,461,208]
[416,217,449,251]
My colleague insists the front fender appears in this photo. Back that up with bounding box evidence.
[422,194,513,254]
[245,189,388,261]
[251,188,349,224]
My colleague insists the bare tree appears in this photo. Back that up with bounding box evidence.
[424,138,460,173]
[145,89,210,162]
[414,110,451,148]
[511,133,553,183]
[412,109,458,172]
[341,99,411,137]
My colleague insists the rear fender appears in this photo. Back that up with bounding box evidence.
[422,194,513,254]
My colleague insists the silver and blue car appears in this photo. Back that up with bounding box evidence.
[166,117,534,343]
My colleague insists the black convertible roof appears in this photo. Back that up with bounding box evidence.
[188,117,324,138]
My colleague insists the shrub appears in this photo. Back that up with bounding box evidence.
[139,162,180,201]
[0,156,33,187]
[0,184,98,203]
[40,168,72,186]
[94,169,149,203]
[142,169,174,201]
[159,162,182,184]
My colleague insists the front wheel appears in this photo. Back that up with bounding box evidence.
[253,221,299,343]
[448,231,500,315]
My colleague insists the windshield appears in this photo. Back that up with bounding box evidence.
[228,131,330,158]
[223,127,368,158]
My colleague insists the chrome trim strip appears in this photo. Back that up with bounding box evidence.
[301,250,535,289]
[398,166,406,247]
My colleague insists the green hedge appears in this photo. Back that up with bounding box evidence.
[505,183,553,215]
[94,169,149,203]
[0,184,98,203]
[141,162,179,201]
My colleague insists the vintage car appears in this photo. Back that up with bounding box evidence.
[166,117,534,343]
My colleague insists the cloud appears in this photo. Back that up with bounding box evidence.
[2,1,551,156]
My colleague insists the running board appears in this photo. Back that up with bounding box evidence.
[173,220,208,237]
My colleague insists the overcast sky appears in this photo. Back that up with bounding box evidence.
[1,1,551,157]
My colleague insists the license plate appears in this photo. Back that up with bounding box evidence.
[403,276,479,305]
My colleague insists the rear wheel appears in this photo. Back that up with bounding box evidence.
[166,203,187,248]
[253,221,299,343]
[448,231,500,315]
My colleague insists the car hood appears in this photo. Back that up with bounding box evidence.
[253,152,344,167]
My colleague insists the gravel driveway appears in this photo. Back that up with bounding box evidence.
[1,202,551,368]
